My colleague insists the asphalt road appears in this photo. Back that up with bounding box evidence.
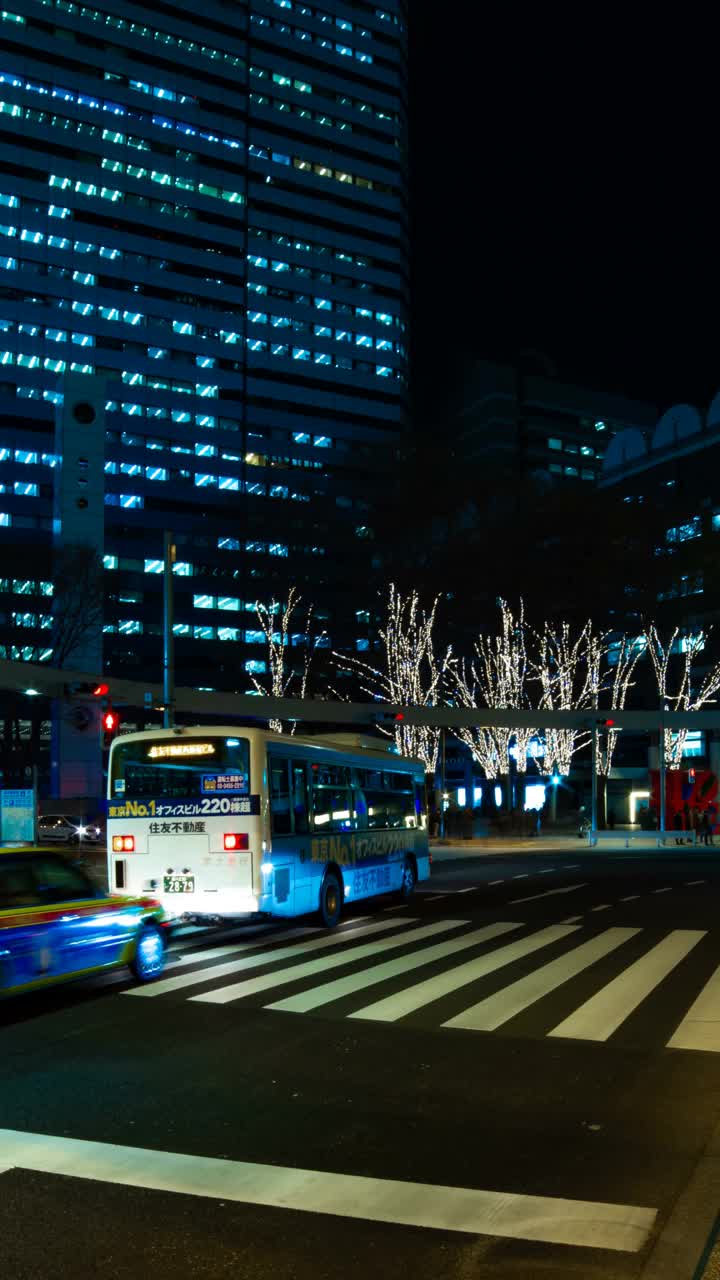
[3,846,720,1279]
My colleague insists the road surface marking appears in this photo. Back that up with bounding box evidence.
[173,928,319,966]
[351,925,579,1024]
[686,880,706,886]
[564,865,581,869]
[126,918,415,998]
[455,887,478,894]
[668,963,720,1052]
[266,923,521,1014]
[560,916,582,924]
[383,904,405,911]
[591,904,612,913]
[444,929,641,1032]
[539,868,557,874]
[513,874,529,879]
[620,895,640,903]
[192,919,468,1006]
[424,894,448,902]
[653,887,673,894]
[510,883,587,905]
[0,1128,656,1252]
[548,930,705,1042]
[489,879,504,886]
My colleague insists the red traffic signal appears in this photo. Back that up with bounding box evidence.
[93,682,109,697]
[103,709,119,733]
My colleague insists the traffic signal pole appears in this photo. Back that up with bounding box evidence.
[163,531,175,729]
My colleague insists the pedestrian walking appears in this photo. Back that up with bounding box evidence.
[701,810,713,847]
[607,808,616,831]
[673,810,684,846]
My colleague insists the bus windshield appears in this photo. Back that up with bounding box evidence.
[110,736,250,800]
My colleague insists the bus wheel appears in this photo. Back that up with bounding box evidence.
[319,872,342,929]
[399,857,416,901]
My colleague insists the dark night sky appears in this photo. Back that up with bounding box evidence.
[409,16,717,427]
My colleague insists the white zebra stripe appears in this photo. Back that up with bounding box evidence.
[266,922,521,1014]
[127,917,415,998]
[351,925,580,1024]
[549,930,705,1042]
[443,928,640,1032]
[191,919,468,1006]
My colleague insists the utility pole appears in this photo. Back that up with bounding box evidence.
[590,727,598,835]
[163,530,175,729]
[439,726,446,838]
[659,708,666,836]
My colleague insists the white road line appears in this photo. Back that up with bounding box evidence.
[620,895,640,903]
[564,865,581,869]
[513,874,529,880]
[0,1129,657,1252]
[539,868,557,874]
[192,919,468,1006]
[172,929,317,966]
[590,904,612,913]
[560,916,582,924]
[549,930,706,1042]
[126,918,414,998]
[383,905,405,911]
[455,887,477,894]
[444,928,641,1032]
[489,879,504,886]
[351,925,579,1024]
[686,880,706,886]
[653,888,672,895]
[266,923,521,1015]
[668,963,720,1052]
[510,883,587,905]
[424,894,448,902]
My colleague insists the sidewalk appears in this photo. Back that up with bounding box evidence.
[429,834,720,859]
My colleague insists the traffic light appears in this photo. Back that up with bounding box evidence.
[102,707,120,748]
[67,681,110,698]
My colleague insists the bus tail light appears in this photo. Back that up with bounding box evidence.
[224,833,249,851]
[112,835,135,853]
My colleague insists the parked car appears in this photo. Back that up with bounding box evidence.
[0,847,168,994]
[36,815,103,845]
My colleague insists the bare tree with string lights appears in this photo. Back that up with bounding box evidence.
[530,618,606,782]
[332,584,451,773]
[250,587,316,733]
[644,625,720,768]
[450,600,536,804]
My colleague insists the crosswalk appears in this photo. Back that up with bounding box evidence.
[125,916,720,1052]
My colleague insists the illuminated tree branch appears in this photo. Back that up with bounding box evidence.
[450,600,535,781]
[251,587,315,734]
[644,625,720,768]
[332,584,451,772]
[530,619,606,776]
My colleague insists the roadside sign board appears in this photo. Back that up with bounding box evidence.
[1,788,36,843]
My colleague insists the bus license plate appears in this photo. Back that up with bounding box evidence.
[163,875,195,894]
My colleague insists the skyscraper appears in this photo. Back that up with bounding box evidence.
[0,0,408,693]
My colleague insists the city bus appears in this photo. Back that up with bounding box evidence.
[107,726,429,927]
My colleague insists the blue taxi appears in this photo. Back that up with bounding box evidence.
[0,846,168,995]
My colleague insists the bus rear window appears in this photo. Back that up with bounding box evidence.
[111,737,250,799]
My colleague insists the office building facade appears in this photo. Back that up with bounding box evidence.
[0,0,408,693]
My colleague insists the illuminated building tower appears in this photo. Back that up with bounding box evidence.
[0,0,409,693]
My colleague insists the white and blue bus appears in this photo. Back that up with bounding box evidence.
[107,726,429,927]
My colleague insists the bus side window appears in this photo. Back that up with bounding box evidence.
[291,761,309,834]
[270,759,291,835]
